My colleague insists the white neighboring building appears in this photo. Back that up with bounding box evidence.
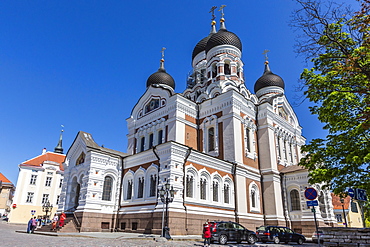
[9,135,65,224]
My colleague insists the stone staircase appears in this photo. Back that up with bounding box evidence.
[36,215,80,233]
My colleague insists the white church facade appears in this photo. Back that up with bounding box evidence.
[58,10,337,236]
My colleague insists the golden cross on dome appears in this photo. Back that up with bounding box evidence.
[219,5,226,18]
[263,49,270,62]
[161,47,166,60]
[209,6,217,21]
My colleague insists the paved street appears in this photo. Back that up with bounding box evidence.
[1,221,319,247]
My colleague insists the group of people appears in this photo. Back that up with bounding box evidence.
[51,212,67,231]
[26,212,66,233]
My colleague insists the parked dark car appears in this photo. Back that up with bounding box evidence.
[210,221,257,245]
[256,226,305,244]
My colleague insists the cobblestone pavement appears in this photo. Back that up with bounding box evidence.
[1,221,319,247]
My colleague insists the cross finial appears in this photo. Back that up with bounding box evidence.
[219,5,226,18]
[161,47,166,60]
[209,6,217,21]
[263,49,270,63]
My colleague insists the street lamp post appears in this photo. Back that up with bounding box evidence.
[340,198,348,227]
[158,181,175,239]
[42,200,53,222]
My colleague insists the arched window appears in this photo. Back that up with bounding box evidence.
[158,130,163,145]
[126,179,133,200]
[212,63,217,78]
[140,137,145,152]
[200,178,207,200]
[250,183,260,212]
[149,133,154,149]
[186,175,194,198]
[149,174,157,197]
[213,181,219,202]
[224,62,230,75]
[76,152,85,166]
[290,189,301,211]
[224,183,230,204]
[245,128,250,152]
[102,176,113,201]
[208,127,215,152]
[137,177,144,198]
[251,190,256,208]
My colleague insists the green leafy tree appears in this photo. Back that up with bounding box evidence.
[291,0,369,220]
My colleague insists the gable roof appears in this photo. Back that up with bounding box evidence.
[0,172,13,186]
[66,131,128,158]
[331,193,350,210]
[22,152,65,171]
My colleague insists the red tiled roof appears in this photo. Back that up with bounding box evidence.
[22,152,66,171]
[0,172,12,184]
[331,193,350,210]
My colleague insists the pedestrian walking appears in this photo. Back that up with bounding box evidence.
[203,219,211,247]
[26,218,33,233]
[59,211,66,227]
[31,217,37,233]
[51,213,58,231]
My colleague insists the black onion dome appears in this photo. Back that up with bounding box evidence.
[254,62,285,93]
[192,36,211,60]
[205,29,242,53]
[146,66,175,89]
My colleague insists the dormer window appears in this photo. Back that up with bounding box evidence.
[145,98,160,114]
[76,152,85,166]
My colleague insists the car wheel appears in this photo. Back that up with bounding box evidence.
[248,234,257,244]
[274,236,280,244]
[297,237,304,245]
[219,234,228,245]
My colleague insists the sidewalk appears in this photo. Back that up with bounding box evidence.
[16,229,203,241]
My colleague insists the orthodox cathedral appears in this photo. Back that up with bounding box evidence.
[58,8,337,236]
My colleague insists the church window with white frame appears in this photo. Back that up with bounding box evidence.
[149,133,154,149]
[157,130,163,145]
[149,174,157,197]
[290,189,301,211]
[200,177,207,200]
[186,174,194,198]
[213,180,219,202]
[208,127,215,152]
[140,137,145,152]
[224,183,230,204]
[126,179,133,200]
[137,177,144,198]
[244,118,256,158]
[102,176,113,201]
[249,183,260,212]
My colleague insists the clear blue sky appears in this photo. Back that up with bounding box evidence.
[0,0,357,184]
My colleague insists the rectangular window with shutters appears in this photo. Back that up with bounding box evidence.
[30,175,37,185]
[26,192,34,203]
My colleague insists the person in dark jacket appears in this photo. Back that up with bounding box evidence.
[203,219,211,247]
[27,218,33,233]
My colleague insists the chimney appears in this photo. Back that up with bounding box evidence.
[42,148,47,155]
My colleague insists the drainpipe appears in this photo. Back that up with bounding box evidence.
[232,162,239,223]
[114,155,125,232]
[182,147,192,234]
[280,173,291,228]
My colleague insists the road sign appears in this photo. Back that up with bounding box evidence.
[348,188,355,198]
[31,210,36,215]
[306,200,318,207]
[356,189,367,201]
[304,187,318,200]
